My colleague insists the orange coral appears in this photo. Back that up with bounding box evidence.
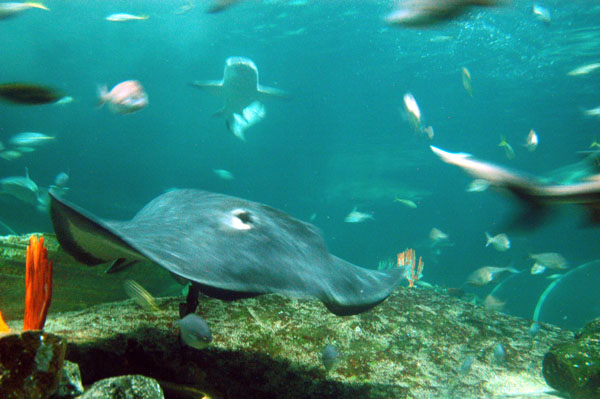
[397,248,424,288]
[23,235,53,331]
[0,311,9,333]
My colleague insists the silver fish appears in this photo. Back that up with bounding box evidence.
[344,207,374,223]
[8,132,55,147]
[177,314,212,350]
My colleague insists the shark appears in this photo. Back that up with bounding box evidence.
[190,57,288,141]
[49,189,405,316]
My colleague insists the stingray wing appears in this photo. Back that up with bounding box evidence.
[50,189,405,315]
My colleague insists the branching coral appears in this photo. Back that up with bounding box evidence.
[23,235,53,331]
[397,248,424,288]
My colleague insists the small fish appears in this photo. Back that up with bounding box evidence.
[8,132,55,147]
[98,80,148,114]
[461,67,473,97]
[484,294,505,311]
[485,232,510,251]
[525,129,538,152]
[403,92,421,132]
[175,1,194,15]
[0,2,48,19]
[498,137,515,159]
[530,252,567,270]
[459,355,475,375]
[385,0,505,28]
[321,344,340,372]
[466,179,490,192]
[0,168,40,206]
[0,150,22,161]
[421,125,434,140]
[0,82,63,105]
[394,197,417,209]
[15,146,35,153]
[344,207,374,223]
[123,279,160,312]
[429,227,449,243]
[213,169,234,180]
[583,106,600,118]
[105,13,149,22]
[493,343,505,363]
[532,4,551,24]
[568,63,600,77]
[206,0,243,13]
[467,266,519,286]
[528,322,540,338]
[530,262,546,275]
[177,314,212,350]
[54,172,69,187]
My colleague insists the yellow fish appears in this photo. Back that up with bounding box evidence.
[499,136,515,159]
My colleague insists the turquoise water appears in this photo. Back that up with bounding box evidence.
[2,0,600,330]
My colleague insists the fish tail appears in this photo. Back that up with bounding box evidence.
[97,85,108,107]
[139,14,150,20]
[25,2,49,10]
[485,232,492,246]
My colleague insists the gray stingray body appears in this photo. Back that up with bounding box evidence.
[190,57,287,140]
[49,189,404,315]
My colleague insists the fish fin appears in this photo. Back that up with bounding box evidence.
[104,258,138,274]
[229,113,247,141]
[189,80,224,96]
[25,2,49,10]
[257,84,290,100]
[24,167,30,180]
[485,232,492,246]
[96,85,108,107]
[49,190,146,266]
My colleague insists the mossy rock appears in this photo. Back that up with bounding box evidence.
[543,317,600,399]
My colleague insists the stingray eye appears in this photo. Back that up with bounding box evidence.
[230,209,253,230]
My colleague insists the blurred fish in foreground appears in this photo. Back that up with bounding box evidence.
[105,13,149,22]
[8,132,54,147]
[0,82,64,105]
[0,2,48,19]
[567,62,600,76]
[385,0,506,28]
[98,80,148,114]
[431,145,600,227]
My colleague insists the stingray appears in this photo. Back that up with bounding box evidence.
[49,189,405,316]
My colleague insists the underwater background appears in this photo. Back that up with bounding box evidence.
[1,0,599,331]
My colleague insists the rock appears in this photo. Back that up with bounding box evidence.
[0,330,66,399]
[78,375,164,399]
[41,288,570,399]
[52,360,83,398]
[543,318,600,399]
